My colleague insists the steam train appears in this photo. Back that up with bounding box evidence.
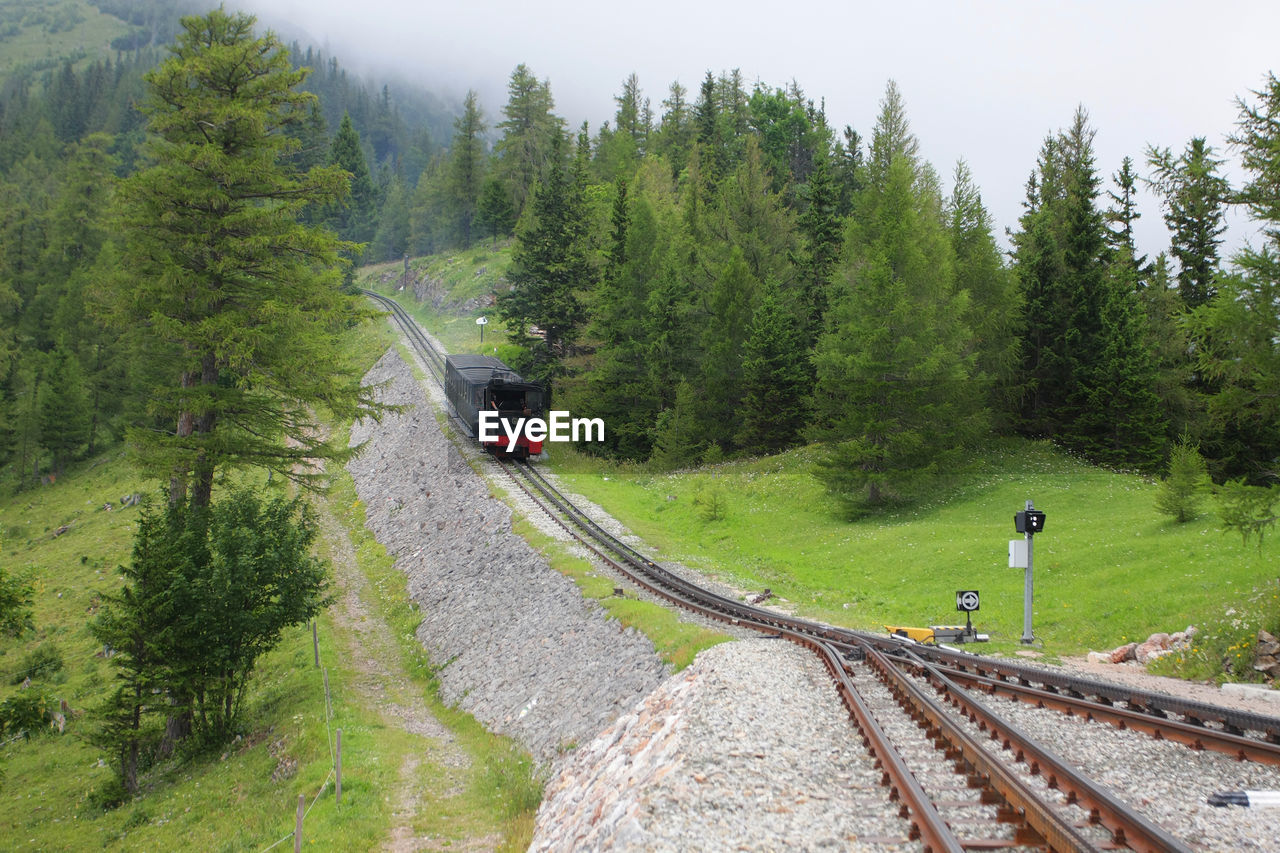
[444,354,545,458]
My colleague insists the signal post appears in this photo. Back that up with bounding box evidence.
[1010,500,1046,644]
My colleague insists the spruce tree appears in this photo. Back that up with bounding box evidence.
[582,181,662,459]
[1146,137,1229,308]
[737,280,808,453]
[1073,259,1169,469]
[698,249,758,453]
[369,174,411,262]
[326,112,378,244]
[39,345,91,474]
[794,152,843,339]
[496,134,591,390]
[947,160,1021,426]
[654,80,693,178]
[1012,136,1070,437]
[475,175,515,245]
[1139,254,1198,438]
[1011,107,1162,466]
[1104,156,1146,273]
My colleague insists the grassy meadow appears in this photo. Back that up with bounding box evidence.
[0,0,130,78]
[547,440,1279,659]
[360,242,515,359]
[0,318,540,850]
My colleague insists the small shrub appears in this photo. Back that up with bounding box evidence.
[10,644,63,684]
[0,691,53,740]
[1154,435,1209,523]
[1218,478,1280,544]
[692,486,727,522]
[88,776,131,811]
[476,741,543,820]
[0,566,33,637]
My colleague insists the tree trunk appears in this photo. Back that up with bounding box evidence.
[171,370,197,506]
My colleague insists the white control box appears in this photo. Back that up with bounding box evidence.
[1009,539,1029,568]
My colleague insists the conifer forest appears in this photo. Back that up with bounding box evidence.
[4,3,1279,519]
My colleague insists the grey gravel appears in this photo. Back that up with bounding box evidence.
[948,679,1280,852]
[347,350,667,763]
[531,639,914,852]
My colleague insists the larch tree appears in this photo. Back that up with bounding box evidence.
[1185,76,1280,483]
[445,90,487,248]
[812,151,981,516]
[104,8,382,508]
[493,64,563,219]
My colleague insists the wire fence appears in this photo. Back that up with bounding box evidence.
[259,619,343,853]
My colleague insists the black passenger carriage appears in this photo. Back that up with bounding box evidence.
[444,354,545,457]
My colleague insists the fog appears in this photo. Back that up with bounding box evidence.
[237,0,1279,258]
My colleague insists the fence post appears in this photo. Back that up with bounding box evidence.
[323,668,332,719]
[312,620,319,667]
[336,728,343,805]
[294,793,305,852]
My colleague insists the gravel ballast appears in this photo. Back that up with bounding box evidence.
[347,350,667,763]
[530,639,913,852]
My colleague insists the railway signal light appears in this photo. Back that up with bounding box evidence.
[1012,500,1044,645]
[1014,509,1046,534]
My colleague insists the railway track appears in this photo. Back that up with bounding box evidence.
[364,288,1280,850]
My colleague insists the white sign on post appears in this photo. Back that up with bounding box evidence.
[1009,539,1029,568]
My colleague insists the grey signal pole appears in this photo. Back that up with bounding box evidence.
[1022,499,1035,644]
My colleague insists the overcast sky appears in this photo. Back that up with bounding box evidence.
[238,0,1278,259]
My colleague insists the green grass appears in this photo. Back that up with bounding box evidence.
[358,243,515,358]
[0,0,131,78]
[544,440,1279,659]
[0,315,539,850]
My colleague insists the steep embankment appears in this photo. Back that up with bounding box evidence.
[346,350,668,763]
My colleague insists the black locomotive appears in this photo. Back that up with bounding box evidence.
[444,354,545,458]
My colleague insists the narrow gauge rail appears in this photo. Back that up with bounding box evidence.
[365,290,1275,851]
[501,457,1189,853]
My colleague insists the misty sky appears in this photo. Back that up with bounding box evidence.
[239,0,1278,258]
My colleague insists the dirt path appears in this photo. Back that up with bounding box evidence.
[315,500,499,852]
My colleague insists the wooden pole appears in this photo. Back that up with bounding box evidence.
[312,620,319,667]
[294,793,305,852]
[323,668,331,719]
[336,728,343,805]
